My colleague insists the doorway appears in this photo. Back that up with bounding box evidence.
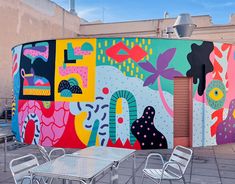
[173,77,192,147]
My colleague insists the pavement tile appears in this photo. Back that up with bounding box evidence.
[0,129,235,184]
[221,178,235,184]
[219,170,235,179]
[191,175,221,183]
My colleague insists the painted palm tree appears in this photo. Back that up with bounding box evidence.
[139,48,182,117]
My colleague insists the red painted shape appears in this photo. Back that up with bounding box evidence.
[38,101,55,117]
[54,113,86,148]
[221,43,230,51]
[12,54,18,76]
[118,117,124,124]
[214,46,223,58]
[24,120,35,144]
[102,87,109,95]
[106,42,147,63]
[128,45,148,62]
[213,59,223,81]
[107,138,141,150]
[211,108,224,137]
[12,63,18,77]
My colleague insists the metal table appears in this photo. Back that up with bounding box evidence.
[30,154,114,184]
[73,146,136,184]
[0,133,8,172]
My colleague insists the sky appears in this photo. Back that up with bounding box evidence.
[51,0,235,24]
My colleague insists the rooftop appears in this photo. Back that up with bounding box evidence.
[0,127,235,183]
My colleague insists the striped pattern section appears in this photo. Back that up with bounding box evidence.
[109,90,137,145]
[143,169,180,180]
[169,146,192,173]
[23,88,50,96]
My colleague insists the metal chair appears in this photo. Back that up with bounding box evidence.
[141,145,193,184]
[9,154,45,184]
[37,144,65,162]
[37,145,66,184]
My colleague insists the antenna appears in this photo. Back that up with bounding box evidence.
[102,7,105,22]
[164,11,169,18]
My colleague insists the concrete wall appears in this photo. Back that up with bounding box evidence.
[79,15,235,44]
[0,0,80,100]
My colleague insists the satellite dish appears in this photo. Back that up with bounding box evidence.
[173,13,196,37]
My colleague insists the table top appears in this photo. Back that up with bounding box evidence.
[0,133,7,138]
[72,146,136,162]
[30,154,113,181]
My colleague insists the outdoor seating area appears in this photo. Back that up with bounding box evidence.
[0,140,235,184]
[1,1,235,184]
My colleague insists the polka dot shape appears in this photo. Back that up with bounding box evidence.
[117,117,124,124]
[216,99,235,144]
[131,106,168,149]
[102,87,109,94]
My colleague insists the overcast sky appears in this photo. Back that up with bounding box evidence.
[51,0,235,24]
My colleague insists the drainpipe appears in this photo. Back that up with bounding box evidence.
[202,64,206,146]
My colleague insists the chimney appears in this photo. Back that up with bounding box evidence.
[70,0,77,16]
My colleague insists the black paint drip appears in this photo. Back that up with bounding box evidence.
[186,41,214,96]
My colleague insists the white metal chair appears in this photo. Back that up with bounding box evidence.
[142,145,193,184]
[9,154,45,184]
[37,145,66,184]
[37,144,65,162]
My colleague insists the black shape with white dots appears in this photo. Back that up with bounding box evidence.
[131,106,168,149]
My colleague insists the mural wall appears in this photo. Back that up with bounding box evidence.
[12,38,235,149]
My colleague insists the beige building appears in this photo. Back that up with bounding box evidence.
[0,0,235,103]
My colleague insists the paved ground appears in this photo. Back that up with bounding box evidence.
[0,125,235,183]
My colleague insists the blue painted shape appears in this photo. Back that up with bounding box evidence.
[81,42,93,51]
[67,43,83,60]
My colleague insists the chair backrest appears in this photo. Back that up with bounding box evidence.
[37,144,50,162]
[9,154,39,184]
[168,145,193,174]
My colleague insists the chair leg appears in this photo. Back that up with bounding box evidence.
[182,176,186,184]
[141,174,145,184]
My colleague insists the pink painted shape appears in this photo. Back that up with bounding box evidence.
[74,47,91,56]
[158,77,173,117]
[19,100,70,146]
[23,46,49,59]
[224,45,235,108]
[59,66,88,88]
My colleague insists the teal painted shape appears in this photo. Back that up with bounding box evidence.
[88,119,100,146]
[117,49,128,55]
[68,78,78,87]
[109,90,137,145]
[60,89,72,97]
[23,44,32,49]
[36,42,48,47]
[67,43,83,60]
[81,42,94,51]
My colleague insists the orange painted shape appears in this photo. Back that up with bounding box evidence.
[116,98,122,114]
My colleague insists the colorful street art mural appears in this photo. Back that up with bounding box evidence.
[12,38,235,149]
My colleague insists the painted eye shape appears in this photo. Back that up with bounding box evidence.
[206,80,226,110]
[208,88,224,101]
